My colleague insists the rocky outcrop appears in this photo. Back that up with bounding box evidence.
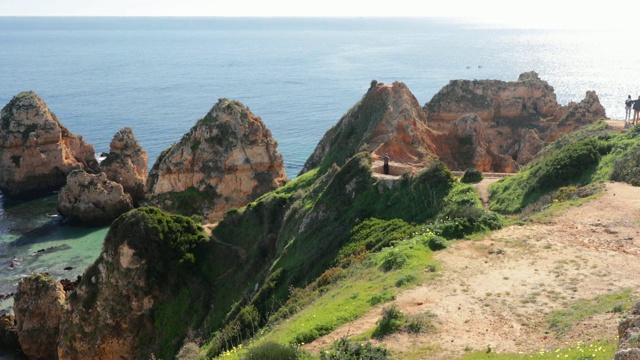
[615,300,640,360]
[301,73,603,175]
[424,71,606,172]
[425,71,559,123]
[100,127,148,205]
[145,98,287,222]
[57,207,209,359]
[14,273,65,360]
[0,314,21,357]
[300,81,439,175]
[11,208,210,360]
[0,91,99,197]
[433,114,519,173]
[57,170,134,225]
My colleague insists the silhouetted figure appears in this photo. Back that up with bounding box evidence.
[383,153,390,175]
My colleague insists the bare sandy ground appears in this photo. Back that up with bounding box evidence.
[304,181,640,358]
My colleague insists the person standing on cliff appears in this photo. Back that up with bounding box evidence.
[625,95,634,123]
[634,96,640,125]
[383,153,390,175]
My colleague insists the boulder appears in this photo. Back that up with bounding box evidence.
[145,98,287,222]
[100,127,148,205]
[0,91,99,197]
[13,273,65,360]
[300,80,439,175]
[615,301,640,360]
[57,170,134,225]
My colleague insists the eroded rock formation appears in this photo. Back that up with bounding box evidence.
[301,73,605,176]
[300,80,439,175]
[56,207,209,359]
[145,98,287,222]
[424,71,606,172]
[12,208,210,360]
[57,170,134,225]
[0,91,99,197]
[425,71,559,123]
[14,273,65,360]
[100,127,148,205]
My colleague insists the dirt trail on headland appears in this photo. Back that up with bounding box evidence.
[304,181,640,359]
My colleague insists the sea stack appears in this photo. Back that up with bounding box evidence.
[100,127,148,205]
[57,170,134,225]
[145,98,287,222]
[13,273,66,360]
[0,91,99,197]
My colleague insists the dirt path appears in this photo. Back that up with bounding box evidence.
[474,177,501,209]
[304,182,640,359]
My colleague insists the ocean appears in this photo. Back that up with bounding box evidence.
[0,17,635,313]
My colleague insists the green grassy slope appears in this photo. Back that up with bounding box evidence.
[489,121,640,214]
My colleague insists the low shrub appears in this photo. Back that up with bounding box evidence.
[611,144,640,186]
[426,235,448,251]
[405,312,437,334]
[554,185,579,202]
[372,304,405,339]
[394,274,416,287]
[369,291,396,306]
[378,248,408,271]
[245,341,306,360]
[320,337,389,360]
[461,168,483,183]
[314,267,345,289]
[430,206,503,239]
[371,305,436,339]
[533,138,608,192]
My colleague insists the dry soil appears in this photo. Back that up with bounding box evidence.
[304,180,640,359]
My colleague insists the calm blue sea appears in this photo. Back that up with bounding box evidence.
[0,17,635,313]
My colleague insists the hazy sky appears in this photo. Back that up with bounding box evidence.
[0,0,628,29]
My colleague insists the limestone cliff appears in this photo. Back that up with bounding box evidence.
[0,91,99,197]
[424,71,606,172]
[56,207,209,359]
[14,273,65,360]
[300,81,439,175]
[433,113,519,173]
[145,98,287,222]
[57,170,134,225]
[100,127,148,205]
[425,71,559,123]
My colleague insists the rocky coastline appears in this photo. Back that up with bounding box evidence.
[0,72,617,359]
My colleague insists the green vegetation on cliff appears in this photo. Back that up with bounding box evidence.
[196,152,502,358]
[106,207,209,277]
[489,120,640,214]
[65,207,211,359]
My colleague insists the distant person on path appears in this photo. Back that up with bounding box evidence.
[383,153,390,175]
[634,96,640,125]
[626,95,634,122]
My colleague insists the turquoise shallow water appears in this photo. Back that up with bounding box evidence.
[0,17,635,314]
[0,193,107,312]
